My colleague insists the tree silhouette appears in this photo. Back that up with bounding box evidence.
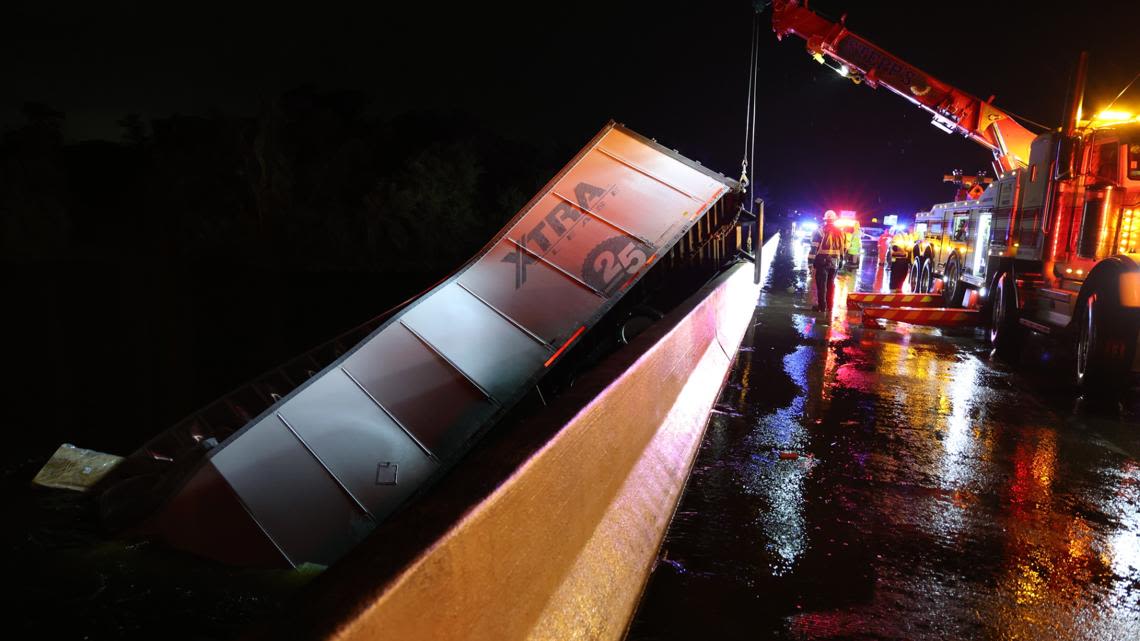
[1,103,70,258]
[117,114,149,146]
[3,91,564,456]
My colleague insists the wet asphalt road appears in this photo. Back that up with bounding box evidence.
[628,233,1140,640]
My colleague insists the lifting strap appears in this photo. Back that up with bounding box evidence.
[741,11,760,202]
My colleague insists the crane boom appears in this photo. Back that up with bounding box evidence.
[770,0,1038,173]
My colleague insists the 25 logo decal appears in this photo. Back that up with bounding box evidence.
[583,236,648,296]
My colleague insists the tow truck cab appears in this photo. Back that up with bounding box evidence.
[984,121,1140,385]
[988,124,1140,314]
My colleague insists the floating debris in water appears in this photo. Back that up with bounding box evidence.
[32,444,123,492]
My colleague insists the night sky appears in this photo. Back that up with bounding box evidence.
[5,0,1140,219]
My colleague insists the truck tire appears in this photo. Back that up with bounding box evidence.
[989,271,1022,360]
[943,257,965,307]
[918,258,934,294]
[1076,291,1129,397]
[908,258,920,293]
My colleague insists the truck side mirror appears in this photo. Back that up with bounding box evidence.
[1055,136,1077,181]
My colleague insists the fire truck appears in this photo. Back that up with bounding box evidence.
[909,173,996,303]
[771,0,1140,394]
[910,191,995,305]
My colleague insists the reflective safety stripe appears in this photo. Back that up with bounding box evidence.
[862,306,981,328]
[847,293,939,307]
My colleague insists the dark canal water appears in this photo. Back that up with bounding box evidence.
[4,264,427,640]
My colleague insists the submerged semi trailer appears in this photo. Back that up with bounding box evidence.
[97,122,750,568]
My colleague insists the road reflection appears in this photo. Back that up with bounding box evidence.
[630,233,1140,640]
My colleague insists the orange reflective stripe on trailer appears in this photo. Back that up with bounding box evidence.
[846,292,940,308]
[861,306,981,328]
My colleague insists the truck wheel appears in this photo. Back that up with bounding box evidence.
[989,271,1022,359]
[918,258,934,294]
[908,258,920,292]
[943,257,965,306]
[1076,292,1128,397]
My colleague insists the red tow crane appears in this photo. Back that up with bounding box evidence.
[770,0,1037,174]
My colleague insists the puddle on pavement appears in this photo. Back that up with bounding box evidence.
[629,230,1140,641]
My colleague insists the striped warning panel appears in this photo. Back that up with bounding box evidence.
[861,306,981,328]
[847,292,940,307]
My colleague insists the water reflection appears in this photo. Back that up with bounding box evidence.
[749,252,864,576]
[1108,462,1140,580]
[941,356,983,490]
[631,232,1140,641]
[741,344,812,576]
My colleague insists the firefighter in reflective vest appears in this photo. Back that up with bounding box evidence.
[844,219,862,269]
[811,211,847,313]
[887,226,912,292]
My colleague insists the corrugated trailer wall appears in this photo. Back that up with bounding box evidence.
[100,122,749,568]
